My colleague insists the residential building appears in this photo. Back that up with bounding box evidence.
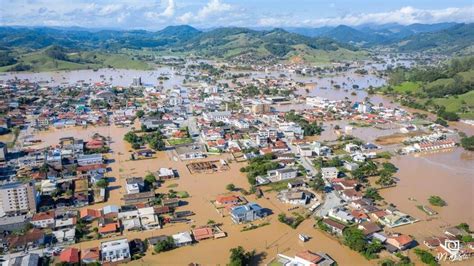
[230,203,265,224]
[31,211,55,228]
[100,239,131,263]
[203,111,231,122]
[8,253,40,266]
[77,154,103,166]
[386,233,414,251]
[0,182,37,217]
[267,168,298,182]
[322,218,346,236]
[278,190,312,205]
[172,231,193,247]
[277,250,335,266]
[0,142,7,161]
[81,247,100,264]
[379,210,417,228]
[321,167,338,180]
[137,207,161,230]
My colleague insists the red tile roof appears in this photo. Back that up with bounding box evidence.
[192,227,214,241]
[31,211,55,221]
[81,247,99,261]
[80,209,102,219]
[216,195,240,205]
[59,248,80,263]
[98,222,119,234]
[295,250,323,264]
[392,234,413,246]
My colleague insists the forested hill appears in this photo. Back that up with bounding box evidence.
[0,26,364,71]
[384,56,474,120]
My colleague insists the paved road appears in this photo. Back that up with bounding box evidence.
[284,138,343,217]
[285,139,317,176]
[315,190,341,217]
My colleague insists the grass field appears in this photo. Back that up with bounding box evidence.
[387,81,423,94]
[167,138,193,146]
[288,44,368,65]
[432,90,474,119]
[0,49,152,72]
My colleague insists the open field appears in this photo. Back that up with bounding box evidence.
[386,81,423,94]
[0,50,151,72]
[289,45,368,65]
[432,90,474,119]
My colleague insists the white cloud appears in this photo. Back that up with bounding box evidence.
[178,0,233,23]
[258,6,474,27]
[145,0,176,20]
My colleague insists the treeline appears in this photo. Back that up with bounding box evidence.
[388,56,474,98]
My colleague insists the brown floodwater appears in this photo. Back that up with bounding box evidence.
[381,147,474,241]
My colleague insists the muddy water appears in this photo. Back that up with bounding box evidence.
[380,148,474,240]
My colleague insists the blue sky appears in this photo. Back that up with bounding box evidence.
[1,0,473,30]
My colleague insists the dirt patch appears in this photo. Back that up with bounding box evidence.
[375,131,424,145]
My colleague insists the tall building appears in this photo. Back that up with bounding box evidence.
[251,100,271,114]
[132,77,142,87]
[0,142,7,161]
[0,182,37,217]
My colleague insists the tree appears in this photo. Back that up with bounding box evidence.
[414,249,438,266]
[364,240,383,259]
[226,183,236,191]
[144,173,156,187]
[460,136,474,151]
[229,246,254,266]
[343,227,367,252]
[434,118,448,127]
[136,110,145,118]
[382,162,398,174]
[365,187,383,201]
[96,179,109,188]
[154,236,175,253]
[428,195,446,207]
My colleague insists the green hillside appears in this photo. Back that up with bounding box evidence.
[0,47,151,72]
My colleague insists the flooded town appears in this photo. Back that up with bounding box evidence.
[0,53,472,266]
[0,1,473,266]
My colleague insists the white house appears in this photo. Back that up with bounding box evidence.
[277,250,335,266]
[172,232,193,247]
[321,167,338,179]
[100,239,131,263]
[267,168,298,182]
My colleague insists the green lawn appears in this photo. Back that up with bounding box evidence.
[432,90,474,119]
[0,49,151,72]
[389,81,423,94]
[167,138,193,146]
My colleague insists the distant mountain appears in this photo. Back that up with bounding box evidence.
[156,25,201,40]
[0,22,471,71]
[176,27,357,59]
[0,26,361,69]
[319,25,386,44]
[284,27,333,37]
[286,22,465,47]
[396,23,474,53]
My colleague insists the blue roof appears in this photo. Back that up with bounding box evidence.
[231,203,262,215]
[103,205,119,214]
